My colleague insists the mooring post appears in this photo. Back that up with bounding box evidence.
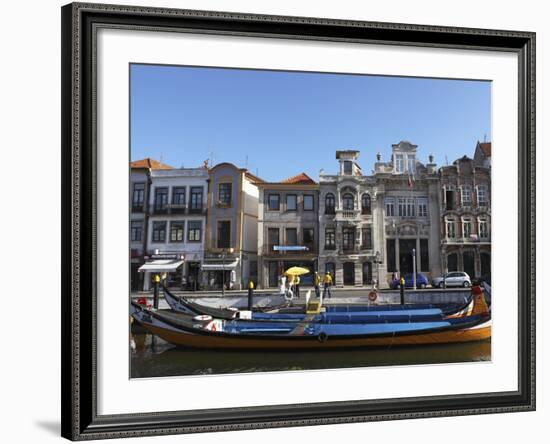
[153,274,160,309]
[247,280,254,310]
[399,277,405,305]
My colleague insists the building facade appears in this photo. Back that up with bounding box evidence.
[373,141,443,285]
[318,151,382,287]
[202,163,262,290]
[129,158,173,291]
[439,154,491,280]
[257,173,319,288]
[143,167,209,290]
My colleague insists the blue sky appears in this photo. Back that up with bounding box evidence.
[130,64,491,182]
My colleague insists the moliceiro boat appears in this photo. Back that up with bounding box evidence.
[130,286,491,350]
[162,286,475,324]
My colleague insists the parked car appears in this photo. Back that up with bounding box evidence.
[390,273,429,289]
[431,271,471,288]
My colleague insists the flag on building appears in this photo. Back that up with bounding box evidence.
[408,172,415,188]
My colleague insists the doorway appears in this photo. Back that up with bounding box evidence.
[362,262,372,285]
[399,239,416,274]
[343,262,355,285]
[463,252,475,279]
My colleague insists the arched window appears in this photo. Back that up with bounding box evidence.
[342,193,354,210]
[361,193,371,215]
[325,193,335,214]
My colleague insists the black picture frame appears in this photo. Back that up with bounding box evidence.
[61,2,536,440]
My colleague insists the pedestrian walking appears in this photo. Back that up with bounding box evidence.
[279,274,287,295]
[314,271,321,298]
[323,271,333,299]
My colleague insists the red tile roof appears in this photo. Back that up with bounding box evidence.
[130,158,174,170]
[281,172,317,185]
[478,142,492,157]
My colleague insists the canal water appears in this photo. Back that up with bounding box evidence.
[130,331,491,378]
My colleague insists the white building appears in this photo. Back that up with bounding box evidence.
[318,150,383,287]
[374,141,442,284]
[143,167,209,290]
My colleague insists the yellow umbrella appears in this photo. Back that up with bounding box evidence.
[284,266,310,276]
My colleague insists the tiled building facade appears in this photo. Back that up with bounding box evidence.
[257,173,319,288]
[130,140,491,291]
[439,153,491,280]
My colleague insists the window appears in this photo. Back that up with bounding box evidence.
[218,183,232,206]
[445,187,455,211]
[187,221,202,242]
[398,197,405,217]
[361,193,371,215]
[446,220,456,238]
[189,187,203,212]
[130,220,142,242]
[385,198,395,217]
[268,194,280,211]
[361,227,372,249]
[342,193,354,210]
[152,221,166,242]
[286,194,297,211]
[343,160,353,175]
[477,185,488,206]
[132,183,145,211]
[217,221,231,248]
[461,185,472,206]
[395,154,404,173]
[267,228,279,251]
[407,156,416,173]
[303,194,314,211]
[325,227,336,249]
[420,239,429,271]
[406,198,416,217]
[463,218,472,238]
[479,219,489,238]
[342,227,355,250]
[285,228,298,245]
[172,187,186,205]
[170,221,185,242]
[398,197,415,217]
[325,193,335,214]
[303,228,314,250]
[153,187,168,212]
[417,197,428,217]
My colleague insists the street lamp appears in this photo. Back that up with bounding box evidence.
[221,247,234,296]
[374,250,381,290]
[412,248,417,290]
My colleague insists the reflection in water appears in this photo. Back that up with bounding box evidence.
[130,332,491,378]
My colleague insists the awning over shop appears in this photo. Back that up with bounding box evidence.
[201,260,239,271]
[138,259,184,273]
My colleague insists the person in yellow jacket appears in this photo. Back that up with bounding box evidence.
[314,271,321,298]
[323,272,333,299]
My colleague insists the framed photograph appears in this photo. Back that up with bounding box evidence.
[61,2,535,440]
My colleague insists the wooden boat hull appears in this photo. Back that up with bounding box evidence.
[131,303,491,350]
[142,320,491,349]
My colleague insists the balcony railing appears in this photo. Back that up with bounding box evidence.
[131,204,145,213]
[150,204,207,215]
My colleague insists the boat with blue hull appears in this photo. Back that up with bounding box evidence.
[130,286,491,350]
[161,286,474,324]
